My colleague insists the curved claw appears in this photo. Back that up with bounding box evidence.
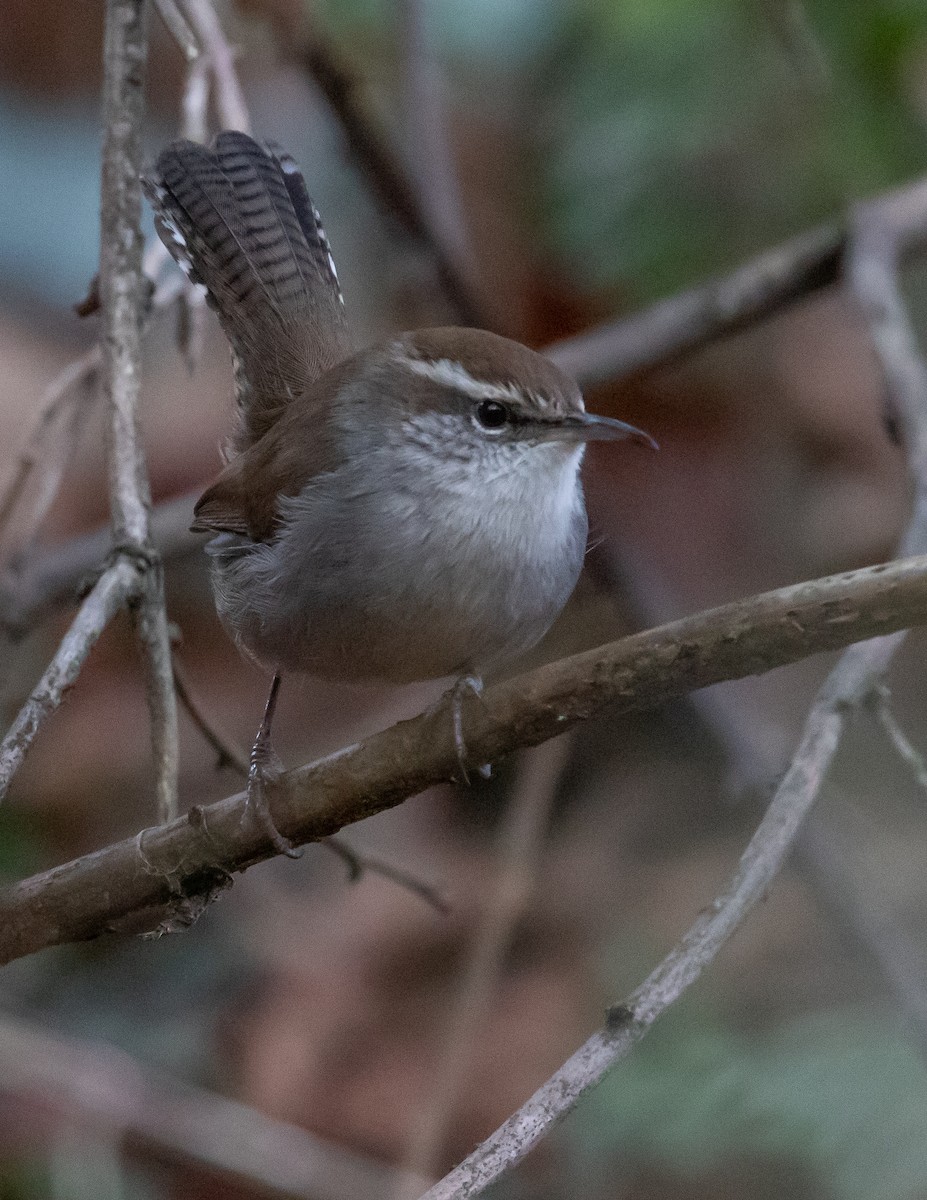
[246,759,303,859]
[243,673,303,859]
[450,674,491,784]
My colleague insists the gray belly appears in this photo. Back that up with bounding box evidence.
[206,482,588,683]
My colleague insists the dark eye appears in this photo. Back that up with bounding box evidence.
[475,400,509,430]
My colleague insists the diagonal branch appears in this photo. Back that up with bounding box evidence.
[420,634,896,1200]
[0,558,141,799]
[181,0,250,134]
[396,0,476,290]
[2,554,927,965]
[100,0,179,824]
[0,347,101,559]
[419,133,927,1200]
[298,30,485,327]
[547,223,844,387]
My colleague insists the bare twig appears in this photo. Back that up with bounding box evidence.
[849,181,927,542]
[153,0,199,61]
[0,1012,429,1200]
[2,555,927,965]
[396,0,475,285]
[399,736,571,1195]
[181,0,250,133]
[419,634,897,1200]
[298,31,484,326]
[0,244,179,591]
[0,351,100,565]
[0,559,140,800]
[172,653,248,773]
[0,491,200,639]
[871,685,927,794]
[321,837,449,915]
[547,223,844,388]
[100,0,179,824]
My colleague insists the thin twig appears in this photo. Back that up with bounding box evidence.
[871,684,927,794]
[322,837,449,915]
[0,243,177,588]
[0,348,101,560]
[172,653,248,773]
[547,223,844,388]
[419,634,899,1200]
[181,0,250,133]
[849,180,927,545]
[3,555,927,964]
[153,0,200,61]
[396,0,475,286]
[0,491,200,640]
[0,559,140,800]
[398,736,571,1196]
[100,0,179,824]
[298,31,484,327]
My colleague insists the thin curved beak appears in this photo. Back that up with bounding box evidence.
[548,413,658,450]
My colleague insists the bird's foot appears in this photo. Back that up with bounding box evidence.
[448,674,492,785]
[245,733,303,859]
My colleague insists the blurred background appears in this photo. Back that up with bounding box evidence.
[3,1,927,1197]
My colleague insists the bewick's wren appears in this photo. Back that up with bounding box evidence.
[145,132,654,851]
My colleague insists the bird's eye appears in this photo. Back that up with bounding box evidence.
[475,400,509,430]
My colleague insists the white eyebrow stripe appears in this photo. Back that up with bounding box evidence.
[398,354,553,409]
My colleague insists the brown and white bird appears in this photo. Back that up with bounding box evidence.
[145,132,654,851]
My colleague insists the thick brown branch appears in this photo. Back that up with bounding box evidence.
[2,555,927,965]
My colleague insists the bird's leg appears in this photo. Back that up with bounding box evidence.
[449,673,492,784]
[246,673,302,859]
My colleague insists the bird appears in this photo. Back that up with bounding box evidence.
[144,130,655,853]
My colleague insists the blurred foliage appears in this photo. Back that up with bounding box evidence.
[535,0,927,298]
[571,1001,927,1200]
[315,0,927,301]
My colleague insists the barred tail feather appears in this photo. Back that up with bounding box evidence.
[144,132,350,453]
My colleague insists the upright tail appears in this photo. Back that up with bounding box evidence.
[144,132,351,454]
